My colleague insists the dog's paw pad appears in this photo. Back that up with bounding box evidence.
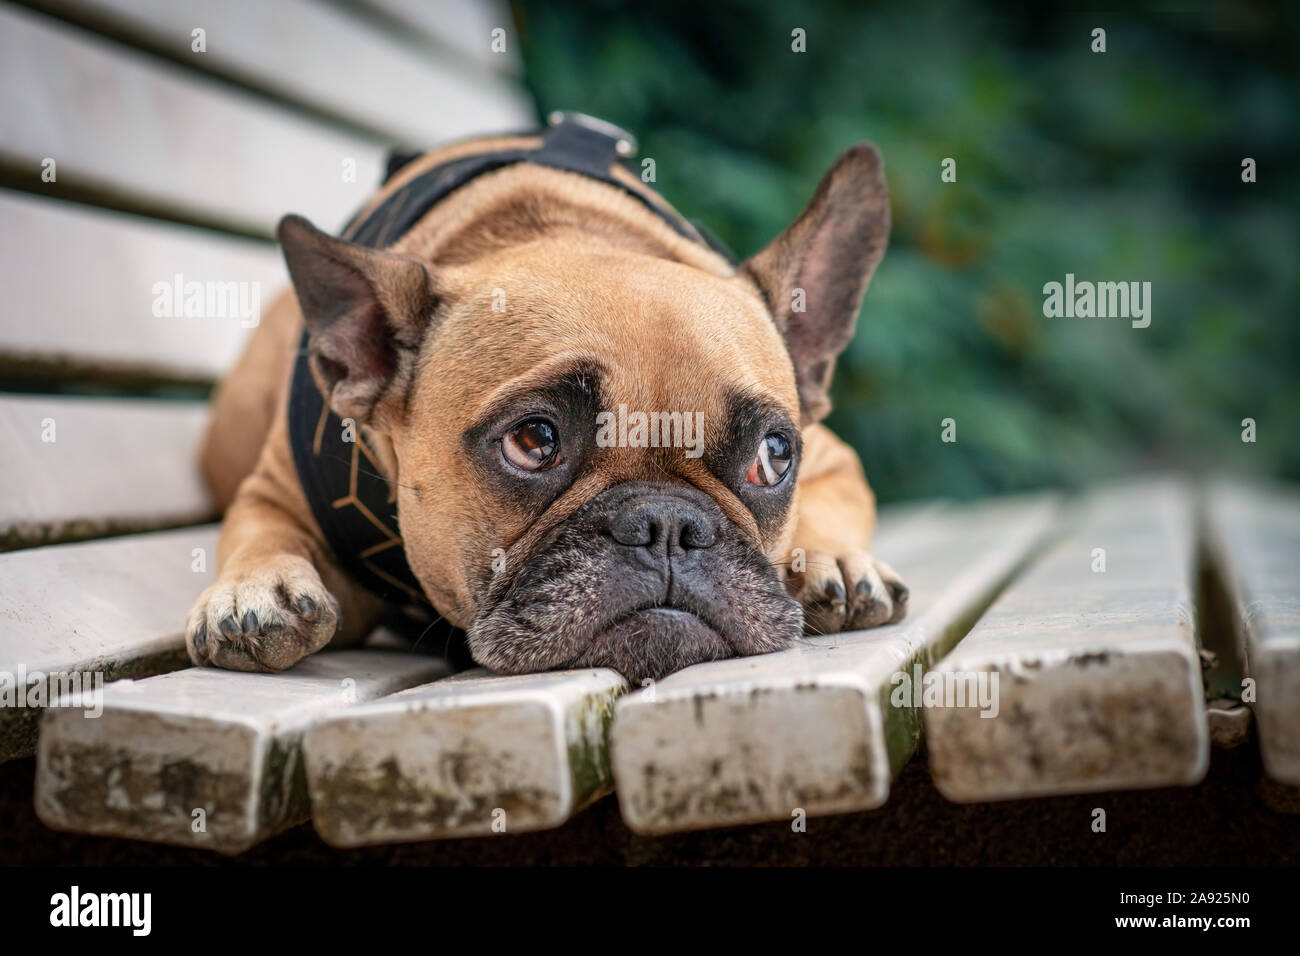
[185,556,340,672]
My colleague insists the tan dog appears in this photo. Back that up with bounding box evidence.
[189,123,906,683]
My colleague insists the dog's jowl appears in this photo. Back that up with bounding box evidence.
[188,116,907,682]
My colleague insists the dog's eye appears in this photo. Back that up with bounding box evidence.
[502,418,561,471]
[745,433,792,487]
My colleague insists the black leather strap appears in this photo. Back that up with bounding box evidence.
[287,116,725,607]
[350,127,702,248]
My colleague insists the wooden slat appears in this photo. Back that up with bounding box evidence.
[40,0,533,145]
[303,667,627,846]
[926,481,1208,801]
[348,0,524,75]
[0,525,218,762]
[609,494,1060,834]
[0,190,281,382]
[0,394,214,548]
[1204,482,1300,785]
[0,4,385,235]
[35,649,450,853]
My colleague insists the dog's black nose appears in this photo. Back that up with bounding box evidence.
[610,496,717,552]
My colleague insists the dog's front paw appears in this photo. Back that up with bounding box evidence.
[185,555,341,672]
[790,551,908,635]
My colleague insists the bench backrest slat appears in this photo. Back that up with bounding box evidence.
[0,190,281,383]
[39,0,532,146]
[0,394,213,549]
[1,4,385,236]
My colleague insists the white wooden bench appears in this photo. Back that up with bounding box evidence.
[3,3,1296,855]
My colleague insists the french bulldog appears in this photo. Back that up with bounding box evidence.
[188,125,907,684]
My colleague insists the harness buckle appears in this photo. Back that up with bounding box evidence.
[547,110,638,158]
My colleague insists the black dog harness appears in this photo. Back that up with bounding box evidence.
[287,113,736,606]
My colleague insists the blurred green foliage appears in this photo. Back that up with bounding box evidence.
[512,0,1298,502]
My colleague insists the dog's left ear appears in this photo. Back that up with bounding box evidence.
[741,145,890,424]
[277,214,437,423]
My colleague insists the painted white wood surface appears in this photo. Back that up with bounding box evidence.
[0,4,385,235]
[39,0,533,145]
[0,525,219,761]
[349,0,525,74]
[0,190,281,381]
[303,667,627,845]
[35,649,450,852]
[926,481,1208,801]
[1204,482,1300,785]
[0,394,214,548]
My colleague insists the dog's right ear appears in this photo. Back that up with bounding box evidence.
[277,214,437,423]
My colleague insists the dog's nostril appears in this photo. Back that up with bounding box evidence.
[680,517,715,550]
[610,511,655,547]
[609,498,717,552]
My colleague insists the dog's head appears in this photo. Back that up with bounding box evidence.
[277,144,889,682]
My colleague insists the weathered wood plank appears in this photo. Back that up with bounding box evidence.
[0,190,280,382]
[926,481,1208,801]
[40,0,532,145]
[303,667,626,846]
[0,4,384,235]
[35,649,449,853]
[0,525,218,762]
[0,394,214,548]
[1204,482,1300,785]
[347,0,525,75]
[610,494,1060,834]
